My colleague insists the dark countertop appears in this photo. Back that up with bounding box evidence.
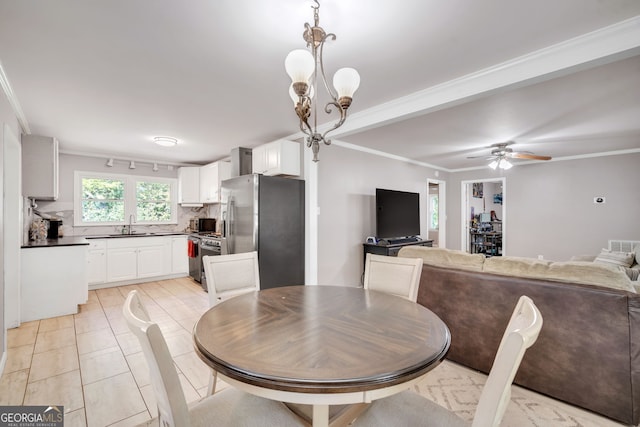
[21,232,189,248]
[22,236,90,248]
[84,232,189,239]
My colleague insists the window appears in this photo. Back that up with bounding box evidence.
[75,172,177,226]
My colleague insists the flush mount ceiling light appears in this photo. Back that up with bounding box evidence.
[153,136,178,147]
[285,0,360,162]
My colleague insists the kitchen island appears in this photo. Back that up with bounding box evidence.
[21,237,90,322]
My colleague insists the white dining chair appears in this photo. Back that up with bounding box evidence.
[363,253,423,302]
[352,295,543,427]
[202,251,260,394]
[122,290,304,427]
[203,251,260,307]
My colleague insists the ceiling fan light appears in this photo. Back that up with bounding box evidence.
[488,160,499,170]
[500,159,513,170]
[285,49,315,84]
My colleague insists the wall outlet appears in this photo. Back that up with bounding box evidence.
[594,196,606,204]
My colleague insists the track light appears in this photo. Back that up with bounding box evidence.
[152,163,159,172]
[129,161,136,169]
[106,158,114,167]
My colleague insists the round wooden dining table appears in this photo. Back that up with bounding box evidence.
[193,285,450,427]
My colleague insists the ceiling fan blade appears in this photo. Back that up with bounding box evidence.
[509,152,552,160]
[467,155,496,159]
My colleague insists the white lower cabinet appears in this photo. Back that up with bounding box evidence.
[107,247,139,282]
[171,236,188,274]
[97,235,186,285]
[87,240,107,285]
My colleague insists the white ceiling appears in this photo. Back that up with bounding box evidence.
[0,1,639,170]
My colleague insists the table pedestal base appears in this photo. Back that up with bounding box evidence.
[285,403,369,427]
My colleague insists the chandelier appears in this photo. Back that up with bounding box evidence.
[285,0,360,162]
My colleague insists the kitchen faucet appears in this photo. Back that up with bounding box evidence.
[128,214,135,234]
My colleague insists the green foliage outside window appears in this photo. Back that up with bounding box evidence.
[137,181,171,221]
[79,175,174,224]
[82,178,125,222]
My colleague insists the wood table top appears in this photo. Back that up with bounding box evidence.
[193,285,450,394]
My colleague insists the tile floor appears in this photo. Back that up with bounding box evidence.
[0,277,229,427]
[0,277,630,427]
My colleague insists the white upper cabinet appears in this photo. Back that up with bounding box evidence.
[252,140,300,177]
[200,161,231,204]
[177,166,201,206]
[22,134,59,200]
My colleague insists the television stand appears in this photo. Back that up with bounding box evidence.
[363,238,433,262]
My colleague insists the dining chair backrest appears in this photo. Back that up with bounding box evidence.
[471,295,543,427]
[122,290,190,427]
[203,251,260,307]
[363,253,423,302]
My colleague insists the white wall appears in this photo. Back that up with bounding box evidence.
[448,153,640,260]
[317,145,446,286]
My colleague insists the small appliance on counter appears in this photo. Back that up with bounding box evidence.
[198,218,217,233]
[47,219,63,239]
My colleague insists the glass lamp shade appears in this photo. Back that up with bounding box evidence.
[488,160,499,170]
[285,49,315,84]
[333,67,360,98]
[500,159,513,170]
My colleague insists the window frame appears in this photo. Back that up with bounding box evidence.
[74,171,178,226]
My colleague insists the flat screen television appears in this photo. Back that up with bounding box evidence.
[375,188,420,239]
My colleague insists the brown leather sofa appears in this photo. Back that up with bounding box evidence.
[399,246,640,425]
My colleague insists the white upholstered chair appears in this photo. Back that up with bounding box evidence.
[122,290,303,427]
[202,251,260,307]
[352,295,543,427]
[363,253,423,302]
[202,251,260,394]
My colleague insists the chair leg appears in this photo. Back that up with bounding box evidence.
[207,371,218,395]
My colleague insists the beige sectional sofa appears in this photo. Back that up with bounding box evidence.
[399,246,640,425]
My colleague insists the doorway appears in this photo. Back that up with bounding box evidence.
[461,178,505,256]
[427,179,446,248]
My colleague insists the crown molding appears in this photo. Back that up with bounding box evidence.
[0,60,30,134]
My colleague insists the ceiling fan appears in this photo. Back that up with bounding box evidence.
[468,142,552,169]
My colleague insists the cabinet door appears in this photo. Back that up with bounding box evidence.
[171,236,188,274]
[87,250,107,284]
[252,145,267,174]
[137,245,165,278]
[107,247,138,281]
[178,167,201,204]
[199,163,218,203]
[21,135,59,200]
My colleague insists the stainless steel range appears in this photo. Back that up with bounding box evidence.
[188,232,223,291]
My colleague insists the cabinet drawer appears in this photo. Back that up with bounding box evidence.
[88,240,106,250]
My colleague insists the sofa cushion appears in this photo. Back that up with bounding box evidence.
[594,248,635,268]
[398,246,485,272]
[484,256,635,293]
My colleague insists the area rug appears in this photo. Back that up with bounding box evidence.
[411,360,626,427]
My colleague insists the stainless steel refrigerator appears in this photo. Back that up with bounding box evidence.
[220,174,305,289]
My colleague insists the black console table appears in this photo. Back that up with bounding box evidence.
[363,239,433,260]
